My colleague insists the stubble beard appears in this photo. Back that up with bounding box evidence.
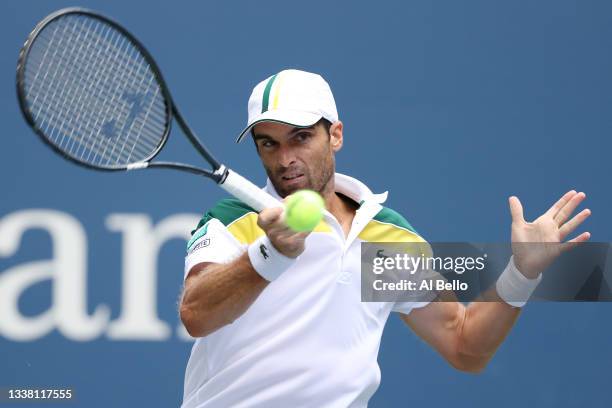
[267,154,335,198]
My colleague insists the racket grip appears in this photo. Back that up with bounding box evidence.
[219,168,283,212]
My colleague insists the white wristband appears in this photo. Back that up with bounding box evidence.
[496,256,542,308]
[248,235,297,281]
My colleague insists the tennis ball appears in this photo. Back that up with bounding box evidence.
[285,190,325,232]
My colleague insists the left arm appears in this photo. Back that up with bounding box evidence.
[400,286,520,373]
[401,190,591,373]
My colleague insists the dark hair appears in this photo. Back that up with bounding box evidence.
[250,118,332,139]
[318,118,332,135]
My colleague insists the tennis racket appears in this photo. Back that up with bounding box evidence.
[16,7,281,212]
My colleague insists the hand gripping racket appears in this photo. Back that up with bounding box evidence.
[16,7,281,212]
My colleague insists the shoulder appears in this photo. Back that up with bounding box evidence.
[372,206,419,235]
[191,198,256,234]
[191,198,262,245]
[359,205,425,243]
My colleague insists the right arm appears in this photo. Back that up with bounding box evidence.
[180,207,308,338]
[180,254,269,338]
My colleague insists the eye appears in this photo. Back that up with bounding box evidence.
[294,131,311,142]
[260,139,277,149]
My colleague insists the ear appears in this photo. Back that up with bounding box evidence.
[329,121,343,153]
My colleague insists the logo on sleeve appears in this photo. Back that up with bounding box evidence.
[191,238,211,253]
[187,223,209,251]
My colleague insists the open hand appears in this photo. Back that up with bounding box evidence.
[508,190,591,278]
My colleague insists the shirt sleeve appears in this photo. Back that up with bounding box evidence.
[391,272,441,314]
[391,241,440,314]
[392,301,430,314]
[184,218,245,280]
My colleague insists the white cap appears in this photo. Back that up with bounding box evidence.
[235,69,339,143]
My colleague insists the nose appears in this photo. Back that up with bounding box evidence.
[277,145,296,168]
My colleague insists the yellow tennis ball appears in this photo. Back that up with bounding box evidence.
[285,190,325,232]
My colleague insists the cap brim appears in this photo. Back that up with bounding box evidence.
[235,110,322,143]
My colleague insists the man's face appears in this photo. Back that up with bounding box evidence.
[252,120,343,198]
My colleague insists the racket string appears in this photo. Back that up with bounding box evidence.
[23,13,168,168]
[27,17,125,163]
[101,26,159,164]
[30,20,130,164]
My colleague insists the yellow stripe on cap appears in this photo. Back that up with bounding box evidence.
[272,72,284,110]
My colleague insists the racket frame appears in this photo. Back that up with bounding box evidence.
[16,7,226,182]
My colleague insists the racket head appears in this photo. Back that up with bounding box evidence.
[16,7,173,171]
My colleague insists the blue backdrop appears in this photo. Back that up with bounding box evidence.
[1,1,610,407]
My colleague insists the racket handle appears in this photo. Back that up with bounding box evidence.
[219,168,283,212]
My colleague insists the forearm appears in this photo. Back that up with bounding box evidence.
[458,253,545,364]
[180,252,269,337]
[457,287,521,365]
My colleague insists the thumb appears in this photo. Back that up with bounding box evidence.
[257,207,284,229]
[508,196,525,224]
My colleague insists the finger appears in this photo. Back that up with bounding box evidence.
[560,231,591,253]
[276,228,310,242]
[293,231,310,240]
[508,196,525,224]
[545,190,577,218]
[257,207,284,229]
[559,208,591,240]
[554,192,586,226]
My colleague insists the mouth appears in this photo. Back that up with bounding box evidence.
[281,173,304,181]
[279,173,306,189]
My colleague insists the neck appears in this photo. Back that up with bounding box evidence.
[320,177,359,236]
[319,175,341,211]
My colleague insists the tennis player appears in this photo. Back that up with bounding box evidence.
[179,69,591,407]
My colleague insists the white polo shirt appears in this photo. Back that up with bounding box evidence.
[182,173,431,408]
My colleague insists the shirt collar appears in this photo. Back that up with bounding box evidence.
[263,172,388,205]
